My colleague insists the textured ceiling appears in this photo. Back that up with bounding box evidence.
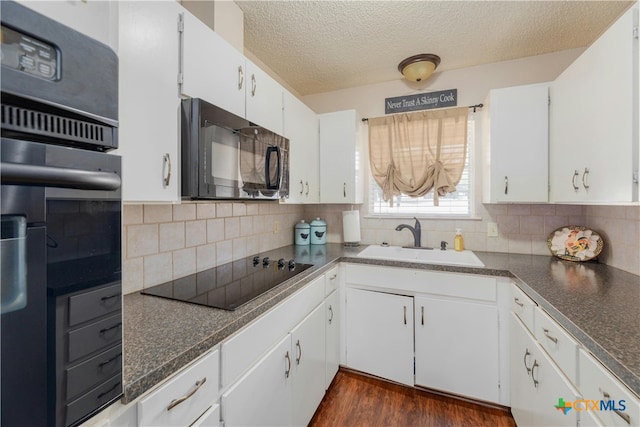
[236,1,633,96]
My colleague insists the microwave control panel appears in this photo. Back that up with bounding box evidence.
[1,25,58,80]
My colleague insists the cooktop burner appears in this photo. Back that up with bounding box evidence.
[141,255,313,311]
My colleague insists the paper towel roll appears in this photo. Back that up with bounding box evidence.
[342,210,361,245]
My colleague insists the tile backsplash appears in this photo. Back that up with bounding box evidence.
[122,202,303,294]
[123,201,639,294]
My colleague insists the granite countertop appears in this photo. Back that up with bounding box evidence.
[122,244,640,403]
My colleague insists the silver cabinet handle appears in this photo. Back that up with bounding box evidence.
[305,181,309,196]
[403,305,407,325]
[582,167,590,190]
[523,348,532,374]
[251,74,257,97]
[504,176,508,195]
[421,306,424,326]
[531,360,539,388]
[284,351,291,378]
[329,274,337,281]
[602,390,631,425]
[572,170,579,191]
[343,182,346,198]
[163,153,172,187]
[514,297,524,308]
[299,180,304,195]
[328,305,334,324]
[237,65,244,90]
[167,377,206,411]
[542,328,558,344]
[295,340,302,365]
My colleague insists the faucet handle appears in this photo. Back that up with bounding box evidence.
[440,241,448,251]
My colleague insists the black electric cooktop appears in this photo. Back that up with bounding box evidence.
[141,255,313,311]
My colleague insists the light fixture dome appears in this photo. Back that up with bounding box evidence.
[398,54,441,82]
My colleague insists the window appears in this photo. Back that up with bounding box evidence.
[369,115,475,217]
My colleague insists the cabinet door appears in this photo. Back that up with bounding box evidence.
[291,304,326,427]
[221,335,292,427]
[415,296,500,403]
[117,1,182,202]
[181,10,245,119]
[319,110,363,204]
[245,60,284,135]
[283,91,319,204]
[487,83,549,203]
[345,288,413,386]
[550,6,638,203]
[510,314,580,427]
[325,290,340,389]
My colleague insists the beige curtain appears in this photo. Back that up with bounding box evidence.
[368,107,468,206]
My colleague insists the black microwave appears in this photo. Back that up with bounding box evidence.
[181,98,289,200]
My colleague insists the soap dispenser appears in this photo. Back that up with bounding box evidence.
[454,228,464,252]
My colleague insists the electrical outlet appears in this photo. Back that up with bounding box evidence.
[487,222,498,237]
[273,220,279,234]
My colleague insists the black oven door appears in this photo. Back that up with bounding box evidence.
[1,138,122,427]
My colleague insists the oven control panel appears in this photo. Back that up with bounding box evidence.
[1,25,58,80]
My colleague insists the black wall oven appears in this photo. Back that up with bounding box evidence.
[1,2,122,426]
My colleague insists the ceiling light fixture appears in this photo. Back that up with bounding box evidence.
[398,54,441,82]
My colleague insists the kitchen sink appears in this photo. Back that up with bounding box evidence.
[356,245,485,268]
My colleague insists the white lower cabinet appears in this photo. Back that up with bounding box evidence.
[291,304,327,427]
[137,349,220,427]
[414,296,499,403]
[221,303,326,427]
[221,334,292,427]
[345,287,414,386]
[510,313,580,427]
[325,290,340,390]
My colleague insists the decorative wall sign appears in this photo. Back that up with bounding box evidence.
[385,89,457,114]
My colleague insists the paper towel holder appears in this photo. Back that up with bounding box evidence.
[342,210,361,247]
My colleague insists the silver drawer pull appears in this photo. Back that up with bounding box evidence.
[602,390,632,425]
[100,293,121,302]
[284,351,291,378]
[295,340,302,365]
[329,274,337,281]
[167,377,206,411]
[513,297,524,307]
[523,348,532,374]
[542,328,558,344]
[328,305,334,324]
[97,381,120,400]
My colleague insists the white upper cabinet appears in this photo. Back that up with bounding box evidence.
[550,4,638,203]
[283,91,320,203]
[180,11,284,135]
[485,83,550,203]
[319,110,364,204]
[117,1,182,203]
[245,60,284,135]
[180,10,246,119]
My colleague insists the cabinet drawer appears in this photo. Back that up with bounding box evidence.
[66,344,122,400]
[69,282,121,326]
[324,265,339,296]
[68,313,122,362]
[138,349,219,427]
[66,374,122,427]
[578,349,640,427]
[534,307,578,384]
[220,275,324,388]
[345,264,496,302]
[511,285,536,331]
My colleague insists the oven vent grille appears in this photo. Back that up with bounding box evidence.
[1,103,116,149]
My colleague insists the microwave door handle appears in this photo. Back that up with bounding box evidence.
[265,146,281,190]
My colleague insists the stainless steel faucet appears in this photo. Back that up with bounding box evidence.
[395,217,422,248]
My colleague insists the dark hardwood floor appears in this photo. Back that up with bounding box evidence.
[309,370,517,427]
